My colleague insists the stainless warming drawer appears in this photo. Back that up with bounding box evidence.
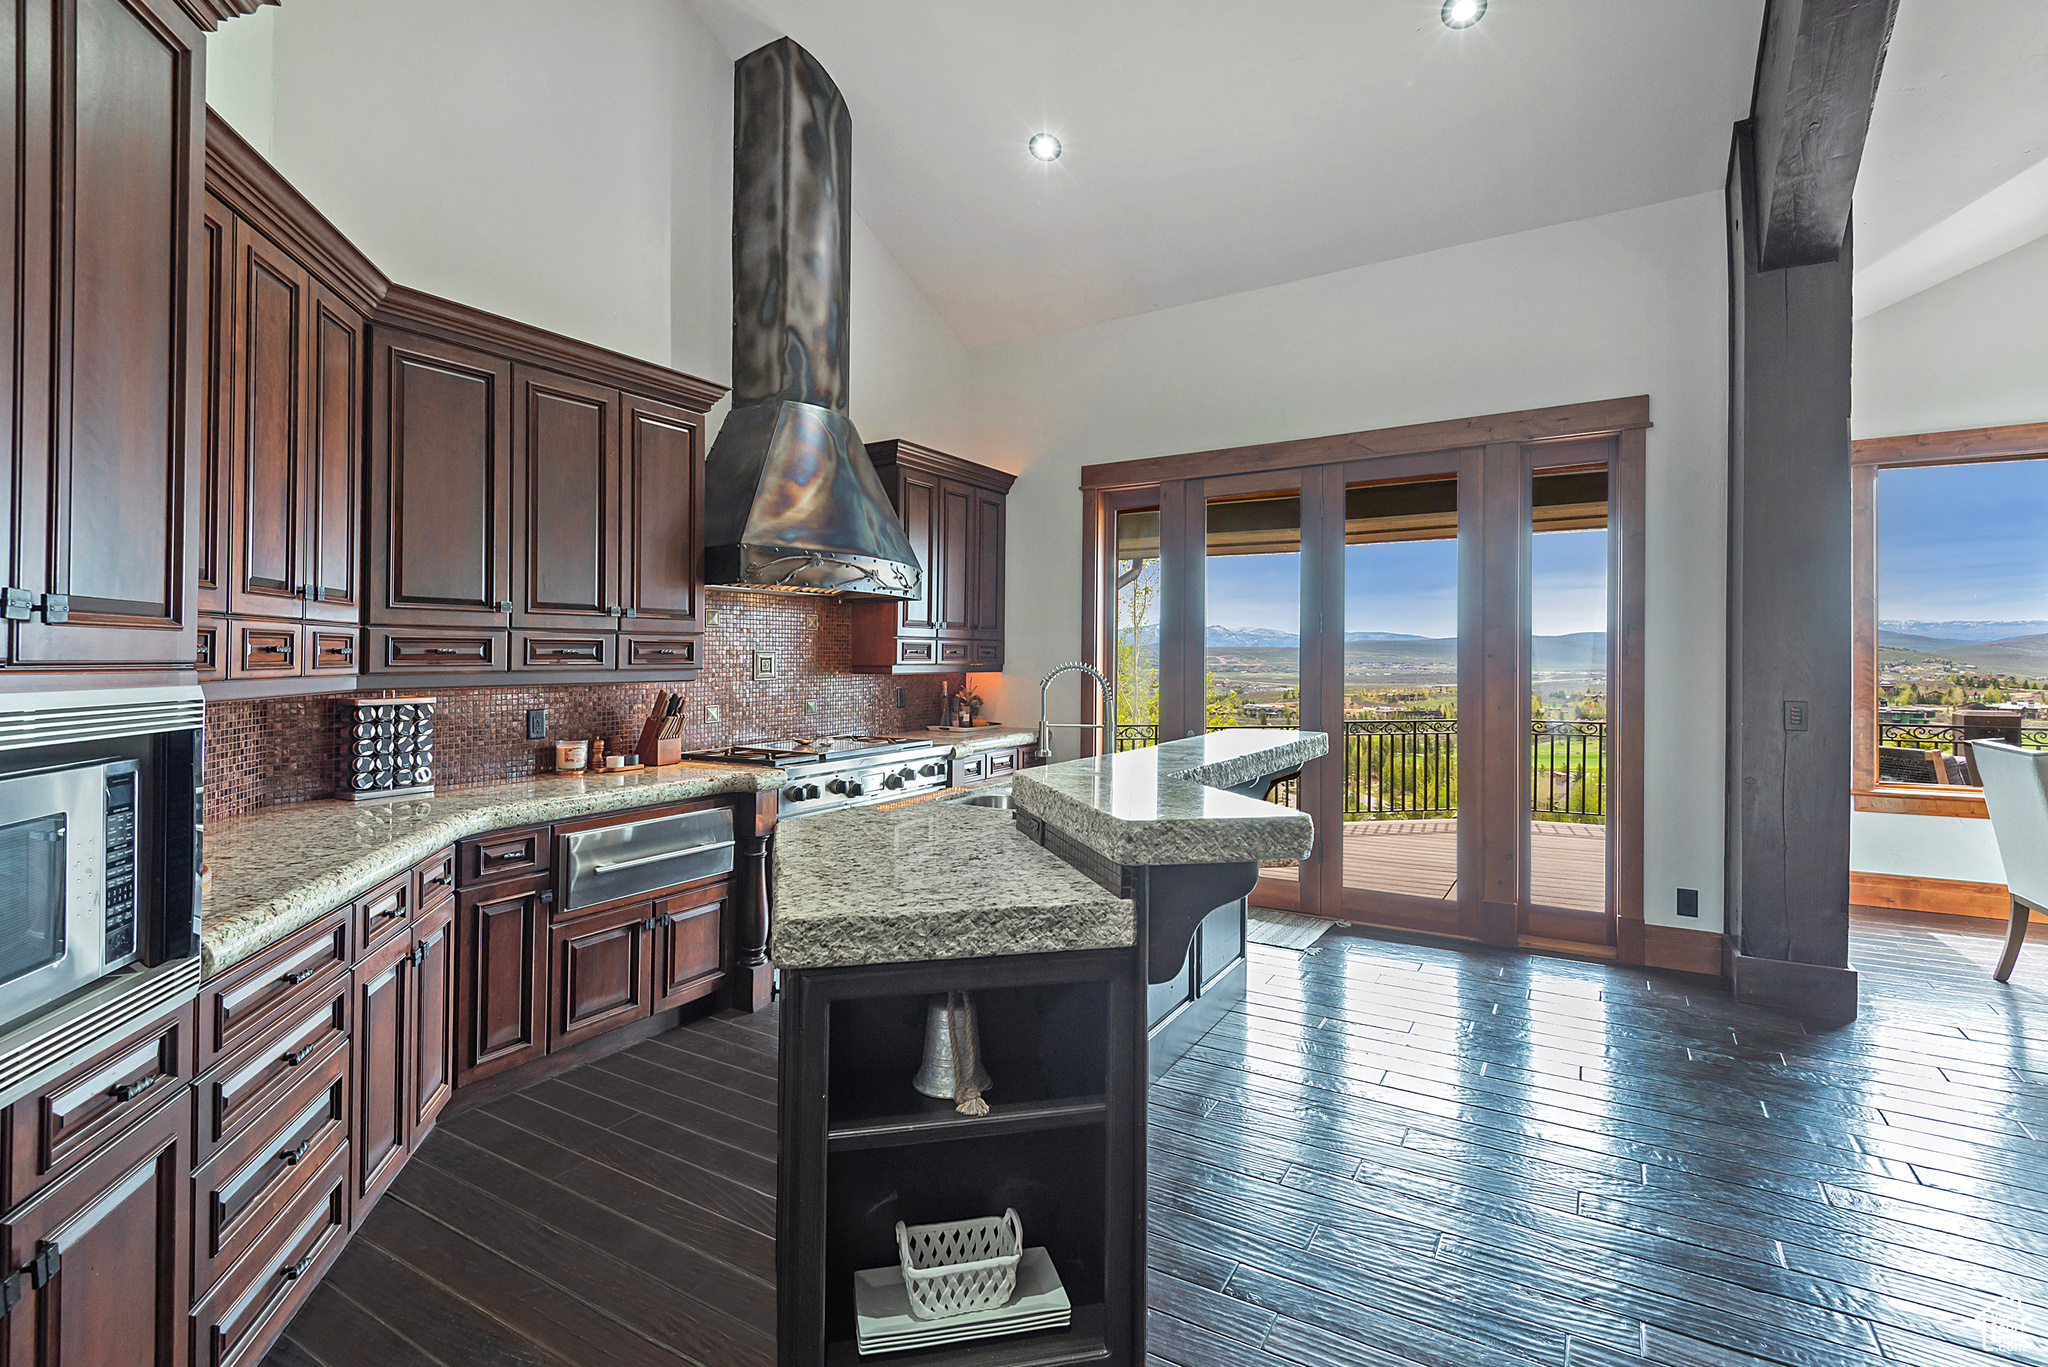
[557,808,734,913]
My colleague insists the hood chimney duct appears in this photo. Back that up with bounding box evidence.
[702,38,920,598]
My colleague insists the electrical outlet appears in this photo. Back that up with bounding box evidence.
[1783,700,1808,731]
[804,699,818,716]
[1676,888,1700,919]
[526,708,547,740]
[894,686,907,709]
[704,704,720,724]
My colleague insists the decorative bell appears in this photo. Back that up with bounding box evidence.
[912,991,993,1115]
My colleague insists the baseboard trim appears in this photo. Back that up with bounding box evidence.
[1640,923,1724,977]
[1730,952,1859,1024]
[1850,870,2045,924]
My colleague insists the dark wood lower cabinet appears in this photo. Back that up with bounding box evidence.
[3,1089,192,1367]
[410,901,455,1138]
[652,883,726,1011]
[455,874,549,1086]
[352,930,410,1213]
[548,901,655,1051]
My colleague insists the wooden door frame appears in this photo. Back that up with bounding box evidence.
[1080,397,1650,965]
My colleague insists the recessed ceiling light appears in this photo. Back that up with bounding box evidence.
[1028,133,1062,163]
[1441,0,1485,28]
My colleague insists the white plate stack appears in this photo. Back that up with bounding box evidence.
[854,1247,1070,1356]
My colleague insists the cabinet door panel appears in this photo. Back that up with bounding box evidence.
[896,470,938,633]
[12,0,203,667]
[972,488,1004,637]
[937,480,974,636]
[369,328,513,626]
[411,901,455,1136]
[618,393,703,631]
[228,222,308,619]
[197,192,232,616]
[456,876,547,1085]
[3,1089,190,1367]
[304,289,362,621]
[652,884,725,1011]
[354,930,410,1210]
[548,901,652,1052]
[515,365,617,630]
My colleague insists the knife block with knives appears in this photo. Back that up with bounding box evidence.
[636,691,688,766]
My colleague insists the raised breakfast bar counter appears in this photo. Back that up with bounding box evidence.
[771,730,1324,1367]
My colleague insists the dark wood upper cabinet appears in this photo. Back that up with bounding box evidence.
[227,220,310,621]
[6,0,205,671]
[852,441,1014,674]
[513,365,618,630]
[369,327,516,628]
[618,392,705,632]
[303,288,362,622]
[198,192,232,617]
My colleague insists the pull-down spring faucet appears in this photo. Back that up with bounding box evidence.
[1037,662,1115,764]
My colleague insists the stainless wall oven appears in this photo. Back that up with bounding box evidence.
[0,686,204,1106]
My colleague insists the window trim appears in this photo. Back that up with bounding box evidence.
[1851,420,2048,818]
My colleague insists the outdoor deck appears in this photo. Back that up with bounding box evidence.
[1258,819,1608,913]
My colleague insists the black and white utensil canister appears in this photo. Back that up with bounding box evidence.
[343,696,436,801]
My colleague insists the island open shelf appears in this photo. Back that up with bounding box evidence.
[779,948,1143,1367]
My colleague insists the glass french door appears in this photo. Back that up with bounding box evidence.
[1108,436,1625,952]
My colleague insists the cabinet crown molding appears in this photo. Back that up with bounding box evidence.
[372,285,728,414]
[865,439,1018,493]
[176,0,276,31]
[206,110,389,316]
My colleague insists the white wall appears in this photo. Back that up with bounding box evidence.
[970,193,1730,933]
[203,1,970,442]
[1846,231,2048,888]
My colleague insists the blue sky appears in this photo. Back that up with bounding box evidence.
[1878,461,2048,622]
[1203,529,1609,638]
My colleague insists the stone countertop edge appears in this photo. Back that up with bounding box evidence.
[201,764,788,979]
[770,800,1134,970]
[1011,729,1329,868]
[891,726,1039,757]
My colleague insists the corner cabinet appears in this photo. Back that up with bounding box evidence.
[362,288,723,684]
[850,440,1014,674]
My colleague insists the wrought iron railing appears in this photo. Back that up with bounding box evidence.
[1108,718,1608,822]
[1878,721,2048,752]
[1876,721,2048,785]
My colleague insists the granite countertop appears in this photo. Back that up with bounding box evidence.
[203,764,787,977]
[770,800,1133,970]
[1012,729,1328,867]
[889,726,1038,757]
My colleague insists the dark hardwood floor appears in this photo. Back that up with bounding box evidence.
[265,907,2048,1367]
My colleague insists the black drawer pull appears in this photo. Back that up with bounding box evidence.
[375,901,406,920]
[252,645,289,656]
[281,1048,311,1067]
[428,647,460,655]
[278,1136,313,1167]
[106,1074,159,1104]
[485,847,526,863]
[278,965,322,987]
[539,647,599,659]
[649,649,684,656]
[279,1251,315,1282]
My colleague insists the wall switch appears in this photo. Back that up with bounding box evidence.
[704,704,720,724]
[1783,700,1808,731]
[1677,888,1700,918]
[895,687,907,709]
[526,708,547,740]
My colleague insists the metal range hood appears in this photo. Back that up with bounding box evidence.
[702,38,920,599]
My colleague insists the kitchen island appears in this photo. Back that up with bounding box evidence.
[770,729,1324,1367]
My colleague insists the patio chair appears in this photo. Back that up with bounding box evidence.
[1968,739,2048,982]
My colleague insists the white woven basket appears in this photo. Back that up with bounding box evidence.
[893,1208,1024,1321]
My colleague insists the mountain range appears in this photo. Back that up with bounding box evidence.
[1202,627,1431,647]
[1879,620,2048,643]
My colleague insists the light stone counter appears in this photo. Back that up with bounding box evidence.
[770,800,1133,970]
[1012,729,1327,867]
[888,726,1038,757]
[203,764,786,976]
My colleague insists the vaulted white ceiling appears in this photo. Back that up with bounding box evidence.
[1853,0,2048,317]
[692,0,1764,348]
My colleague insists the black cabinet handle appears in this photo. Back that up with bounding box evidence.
[278,1136,313,1167]
[496,600,515,613]
[485,847,525,863]
[279,1251,315,1282]
[429,647,460,656]
[281,1048,310,1067]
[278,965,321,986]
[106,1073,159,1104]
[376,902,406,920]
[253,645,289,656]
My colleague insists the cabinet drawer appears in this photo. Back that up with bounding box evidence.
[3,1001,193,1210]
[896,638,936,665]
[192,1038,348,1297]
[368,627,508,673]
[460,825,551,885]
[198,617,224,681]
[415,847,456,908]
[200,977,351,1160]
[228,622,301,679]
[191,1140,349,1367]
[201,906,351,1072]
[938,640,970,664]
[518,631,611,669]
[621,634,698,670]
[971,640,1002,668]
[987,748,1020,776]
[356,867,413,955]
[304,626,358,675]
[953,754,988,784]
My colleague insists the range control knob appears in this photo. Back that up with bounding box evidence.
[883,774,904,790]
[846,780,864,797]
[804,785,822,801]
[899,768,917,781]
[919,764,941,777]
[827,779,849,794]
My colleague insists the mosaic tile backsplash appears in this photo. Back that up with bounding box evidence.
[204,591,963,821]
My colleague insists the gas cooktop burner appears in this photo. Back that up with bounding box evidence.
[677,735,928,768]
[678,735,954,814]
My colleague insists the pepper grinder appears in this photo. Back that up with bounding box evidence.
[589,737,605,772]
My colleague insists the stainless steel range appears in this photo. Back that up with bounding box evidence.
[679,736,951,817]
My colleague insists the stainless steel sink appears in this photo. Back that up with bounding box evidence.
[945,789,1014,810]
